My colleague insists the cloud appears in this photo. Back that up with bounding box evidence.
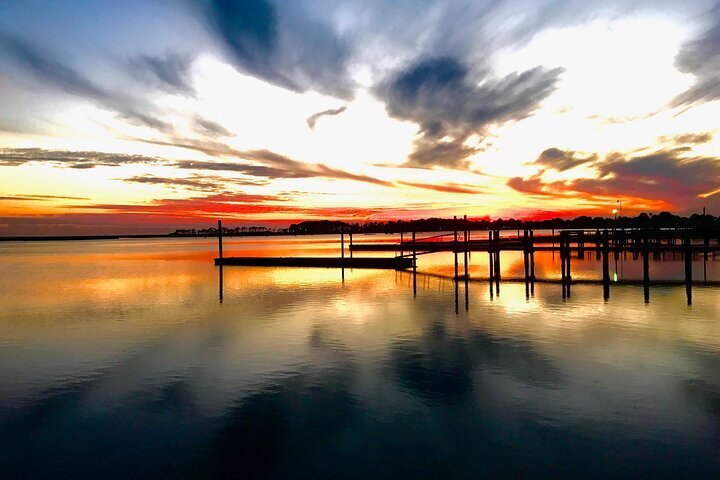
[534,147,597,172]
[508,147,720,210]
[0,148,161,169]
[62,192,386,220]
[193,116,233,137]
[377,56,563,168]
[132,52,196,96]
[197,0,354,99]
[0,34,171,131]
[120,174,265,192]
[1,145,393,187]
[398,181,481,194]
[658,132,713,145]
[137,137,394,186]
[672,5,720,107]
[0,194,89,201]
[306,106,347,130]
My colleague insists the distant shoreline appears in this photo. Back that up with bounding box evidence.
[2,211,717,241]
[0,232,292,242]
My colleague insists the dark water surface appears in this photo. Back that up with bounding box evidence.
[1,236,719,478]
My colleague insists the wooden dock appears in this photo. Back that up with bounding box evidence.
[214,256,413,269]
[212,217,720,305]
[350,218,720,305]
[213,220,411,270]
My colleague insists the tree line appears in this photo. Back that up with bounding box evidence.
[170,212,720,237]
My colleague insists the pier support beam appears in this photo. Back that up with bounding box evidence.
[412,229,417,297]
[685,234,692,305]
[453,216,459,282]
[566,235,571,298]
[643,229,650,303]
[464,215,469,310]
[529,230,535,296]
[494,230,500,295]
[488,230,495,299]
[602,230,610,300]
[217,219,223,261]
[523,229,529,299]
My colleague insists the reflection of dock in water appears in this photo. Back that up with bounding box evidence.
[214,217,720,305]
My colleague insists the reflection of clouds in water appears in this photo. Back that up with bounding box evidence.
[389,321,564,403]
[3,239,720,477]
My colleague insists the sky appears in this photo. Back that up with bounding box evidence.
[1,0,720,234]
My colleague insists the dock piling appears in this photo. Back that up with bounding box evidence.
[530,230,535,296]
[453,216,459,282]
[494,230,500,295]
[488,230,495,298]
[602,230,610,300]
[412,229,417,297]
[643,229,650,303]
[217,220,223,261]
[685,233,692,305]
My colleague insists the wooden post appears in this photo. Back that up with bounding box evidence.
[523,229,529,298]
[217,219,223,261]
[454,216,458,282]
[494,230,501,295]
[529,230,535,280]
[464,216,469,310]
[643,229,650,303]
[463,215,469,281]
[341,229,345,259]
[488,230,494,296]
[400,231,404,258]
[349,232,353,259]
[565,233,571,298]
[523,230,529,280]
[704,234,709,284]
[685,234,692,305]
[602,230,610,300]
[412,229,417,297]
[561,232,566,299]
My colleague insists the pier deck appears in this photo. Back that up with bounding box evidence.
[214,256,413,269]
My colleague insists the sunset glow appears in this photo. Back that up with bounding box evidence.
[2,1,720,234]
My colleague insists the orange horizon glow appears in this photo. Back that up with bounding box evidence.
[1,5,719,235]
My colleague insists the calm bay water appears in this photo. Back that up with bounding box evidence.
[1,235,719,478]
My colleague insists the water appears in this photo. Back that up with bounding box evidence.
[1,236,719,478]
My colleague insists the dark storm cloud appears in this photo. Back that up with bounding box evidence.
[133,52,196,96]
[197,0,354,99]
[672,4,720,107]
[377,57,563,168]
[0,34,171,131]
[306,106,347,130]
[534,148,597,172]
